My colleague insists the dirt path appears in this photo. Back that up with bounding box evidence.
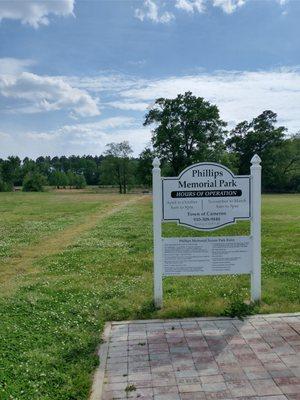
[0,195,144,297]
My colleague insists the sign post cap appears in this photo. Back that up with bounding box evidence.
[153,157,160,168]
[251,154,261,164]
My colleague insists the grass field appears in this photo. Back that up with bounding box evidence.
[0,191,299,399]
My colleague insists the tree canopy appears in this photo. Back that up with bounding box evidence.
[0,93,299,193]
[100,141,134,194]
[144,91,227,175]
[226,110,287,190]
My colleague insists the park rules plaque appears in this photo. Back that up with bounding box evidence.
[163,236,252,277]
[152,155,262,309]
[162,163,250,230]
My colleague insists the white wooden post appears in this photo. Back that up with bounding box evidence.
[250,154,262,301]
[152,157,163,308]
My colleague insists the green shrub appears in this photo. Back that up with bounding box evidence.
[22,172,48,192]
[222,288,259,319]
[0,177,13,192]
[67,171,86,189]
[74,174,86,189]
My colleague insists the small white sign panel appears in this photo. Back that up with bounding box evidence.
[163,236,252,276]
[162,163,250,230]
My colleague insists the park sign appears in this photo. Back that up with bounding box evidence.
[162,163,250,230]
[152,155,262,308]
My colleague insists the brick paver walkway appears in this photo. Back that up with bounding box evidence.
[100,314,300,400]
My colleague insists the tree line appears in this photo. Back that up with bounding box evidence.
[0,92,299,193]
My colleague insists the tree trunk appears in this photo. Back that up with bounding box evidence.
[123,162,127,194]
[116,164,122,193]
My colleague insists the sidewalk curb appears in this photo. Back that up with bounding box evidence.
[110,312,300,325]
[89,322,111,400]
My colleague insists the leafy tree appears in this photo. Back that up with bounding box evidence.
[0,174,13,191]
[226,110,286,190]
[264,134,300,192]
[73,174,86,189]
[22,172,48,192]
[36,156,51,177]
[100,141,134,193]
[1,156,21,186]
[144,91,227,175]
[137,148,154,187]
[67,171,86,189]
[21,157,37,183]
[67,171,76,188]
[50,171,69,189]
[83,159,99,185]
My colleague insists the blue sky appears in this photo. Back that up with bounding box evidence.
[0,0,300,158]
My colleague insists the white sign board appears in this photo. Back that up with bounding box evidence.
[163,236,252,276]
[162,163,250,230]
[152,155,262,309]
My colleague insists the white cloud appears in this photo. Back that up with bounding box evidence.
[0,131,10,139]
[175,0,205,13]
[65,74,146,93]
[25,117,150,155]
[0,0,74,28]
[54,68,300,132]
[135,0,174,24]
[0,72,100,117]
[2,68,300,158]
[0,58,35,75]
[212,0,245,14]
[135,0,247,21]
[26,132,57,141]
[58,117,135,136]
[26,117,136,140]
[107,100,150,111]
[119,68,300,132]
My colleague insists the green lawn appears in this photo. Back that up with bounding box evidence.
[0,192,299,400]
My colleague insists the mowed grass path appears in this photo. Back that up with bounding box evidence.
[0,192,139,296]
[0,192,299,399]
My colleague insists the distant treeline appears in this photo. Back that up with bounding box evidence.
[0,146,148,193]
[0,155,103,190]
[1,92,299,193]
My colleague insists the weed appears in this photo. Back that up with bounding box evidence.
[222,288,260,319]
[125,384,136,393]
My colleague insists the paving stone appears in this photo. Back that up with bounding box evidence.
[107,381,131,391]
[280,355,300,368]
[128,379,153,388]
[292,367,300,378]
[175,370,199,379]
[243,365,271,380]
[269,369,295,379]
[226,379,256,397]
[127,372,152,381]
[105,374,128,383]
[205,389,233,399]
[127,387,154,398]
[201,374,225,384]
[101,316,299,399]
[250,378,283,395]
[102,389,127,399]
[152,378,177,386]
[202,382,228,392]
[176,376,202,385]
[178,383,203,393]
[254,395,286,400]
[154,394,181,400]
[153,385,179,395]
[274,377,300,394]
[180,392,206,399]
